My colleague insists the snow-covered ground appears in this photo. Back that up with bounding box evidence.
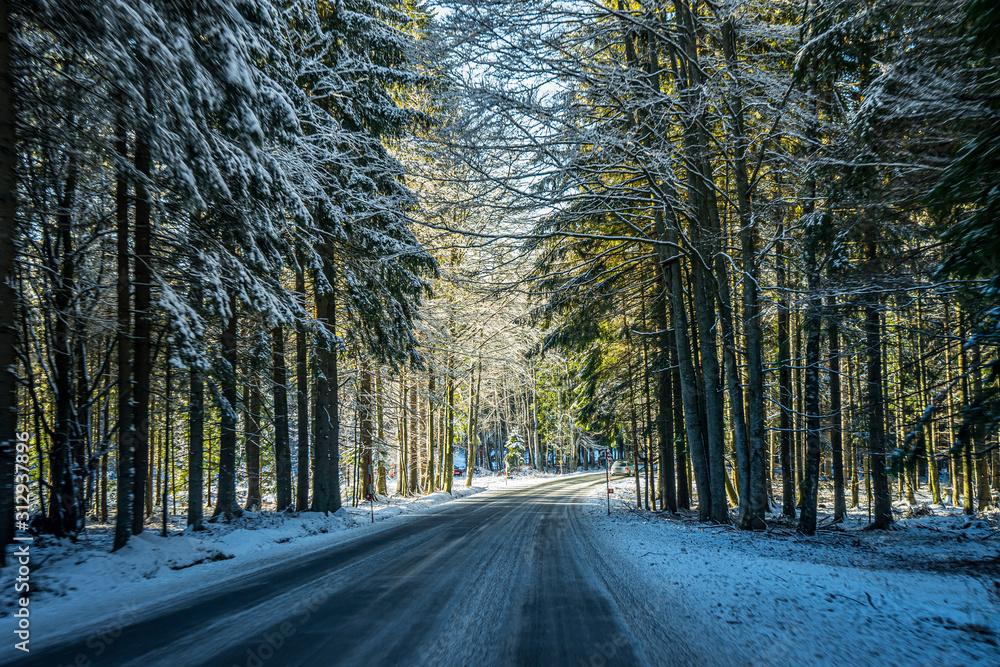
[580,481,1000,665]
[0,468,568,651]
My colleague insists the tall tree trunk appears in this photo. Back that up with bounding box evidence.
[244,381,262,511]
[398,378,408,497]
[466,361,482,488]
[376,370,387,496]
[49,149,79,536]
[152,428,159,508]
[865,235,892,529]
[112,112,133,552]
[957,307,974,515]
[828,298,846,521]
[894,307,915,504]
[75,327,90,523]
[639,281,655,510]
[777,225,794,518]
[689,215,728,524]
[799,141,822,534]
[130,113,152,534]
[444,358,455,493]
[426,370,435,491]
[628,332,642,507]
[973,344,991,510]
[673,344,689,510]
[214,295,241,519]
[295,270,309,510]
[722,17,767,529]
[272,326,292,511]
[916,297,941,503]
[146,429,154,518]
[408,379,419,494]
[312,258,341,512]
[187,369,204,530]
[359,360,374,502]
[672,0,728,525]
[207,430,213,507]
[945,303,961,505]
[714,260,750,525]
[847,353,860,508]
[794,311,804,508]
[799,251,822,535]
[531,366,540,472]
[437,404,446,487]
[162,361,171,536]
[654,266,677,512]
[664,223,711,521]
[100,400,110,523]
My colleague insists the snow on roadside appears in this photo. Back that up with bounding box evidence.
[578,485,1000,666]
[0,468,568,650]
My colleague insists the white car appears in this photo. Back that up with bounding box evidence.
[609,460,631,477]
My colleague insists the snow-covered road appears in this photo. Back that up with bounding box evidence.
[8,475,710,666]
[6,473,999,666]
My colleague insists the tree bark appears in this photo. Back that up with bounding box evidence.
[673,344,689,510]
[295,270,310,510]
[444,358,455,493]
[100,399,109,523]
[244,381,262,511]
[847,353,860,508]
[131,114,152,534]
[426,369,435,491]
[408,378,419,494]
[655,264,677,513]
[973,344,991,510]
[375,370,387,496]
[916,296,941,503]
[48,147,79,536]
[799,252,822,535]
[776,224,794,518]
[670,0,729,525]
[957,307,974,515]
[312,258,341,513]
[865,235,892,529]
[722,17,767,530]
[187,367,204,530]
[466,361,482,488]
[272,326,292,511]
[398,379,408,497]
[213,295,241,519]
[664,223,712,521]
[828,298,846,521]
[944,304,961,505]
[112,112,133,552]
[162,361,171,536]
[359,360,374,502]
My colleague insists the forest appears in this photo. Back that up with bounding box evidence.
[0,0,998,571]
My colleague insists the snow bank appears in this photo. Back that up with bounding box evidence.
[578,484,1000,665]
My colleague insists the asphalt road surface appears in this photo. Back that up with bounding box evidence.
[13,474,730,667]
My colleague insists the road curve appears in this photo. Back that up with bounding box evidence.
[14,474,726,667]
